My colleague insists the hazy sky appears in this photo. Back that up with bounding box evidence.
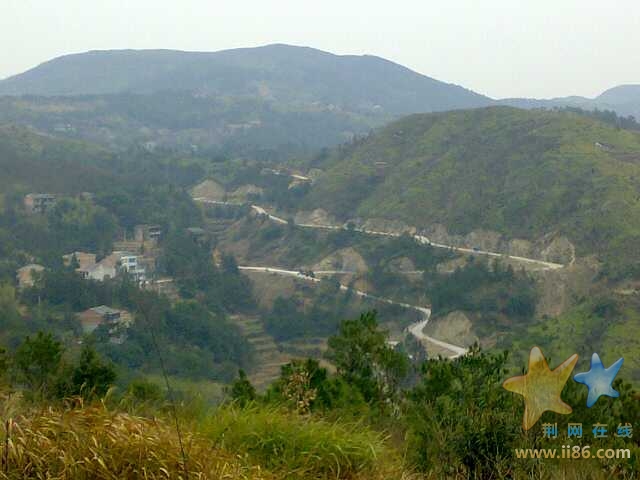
[2,0,639,99]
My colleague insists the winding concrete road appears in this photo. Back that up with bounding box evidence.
[238,265,467,359]
[194,198,565,270]
[196,195,565,358]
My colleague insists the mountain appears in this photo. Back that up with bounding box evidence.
[304,107,640,274]
[3,45,639,154]
[595,85,640,119]
[500,84,640,120]
[0,45,494,153]
[597,84,640,105]
[0,45,492,115]
[1,45,638,154]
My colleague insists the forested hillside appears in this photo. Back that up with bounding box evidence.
[0,122,262,386]
[0,45,494,152]
[306,107,640,275]
[0,94,377,153]
[0,124,209,194]
[0,125,115,193]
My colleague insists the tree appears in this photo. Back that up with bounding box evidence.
[14,332,63,398]
[266,358,368,415]
[221,254,239,274]
[0,283,21,332]
[405,346,518,477]
[47,198,117,255]
[326,311,408,405]
[61,344,117,399]
[229,369,256,407]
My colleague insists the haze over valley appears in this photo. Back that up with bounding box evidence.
[0,11,639,477]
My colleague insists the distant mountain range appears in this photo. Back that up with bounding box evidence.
[500,84,640,120]
[0,45,491,114]
[0,45,637,152]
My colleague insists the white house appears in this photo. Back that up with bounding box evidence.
[73,251,146,284]
[80,262,116,282]
[115,252,147,284]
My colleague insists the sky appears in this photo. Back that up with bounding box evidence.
[2,0,639,99]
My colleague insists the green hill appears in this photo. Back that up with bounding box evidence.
[0,93,380,153]
[0,124,116,193]
[305,107,640,274]
[0,124,205,197]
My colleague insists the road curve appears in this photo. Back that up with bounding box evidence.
[196,196,560,356]
[238,265,467,359]
[194,198,564,270]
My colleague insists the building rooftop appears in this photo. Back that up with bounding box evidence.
[17,264,45,273]
[63,252,97,270]
[25,193,56,199]
[113,251,137,258]
[89,305,121,316]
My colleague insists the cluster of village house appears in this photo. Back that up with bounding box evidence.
[16,259,135,344]
[17,194,172,343]
[16,192,210,342]
[16,241,157,343]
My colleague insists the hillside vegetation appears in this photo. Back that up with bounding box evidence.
[0,124,208,195]
[0,45,494,152]
[306,107,640,274]
[0,45,490,113]
[0,94,380,153]
[506,294,640,384]
[0,400,400,479]
[0,125,115,193]
[501,84,640,120]
[0,324,637,479]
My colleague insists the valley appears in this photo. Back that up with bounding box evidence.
[0,40,638,479]
[184,105,640,392]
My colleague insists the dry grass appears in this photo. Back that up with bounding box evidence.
[0,399,271,479]
[0,396,411,479]
[0,395,625,479]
